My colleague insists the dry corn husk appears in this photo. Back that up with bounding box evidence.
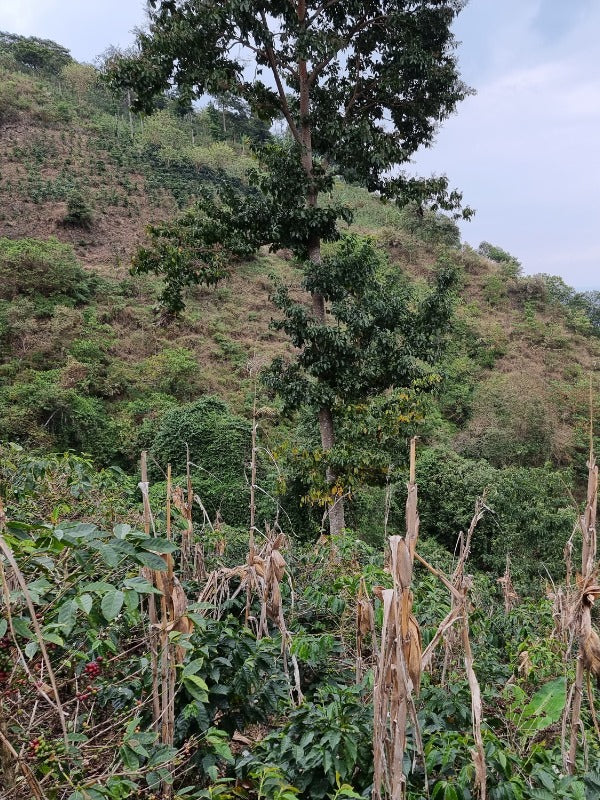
[565,443,598,773]
[581,604,600,686]
[518,650,533,677]
[270,549,287,582]
[358,598,374,637]
[411,497,488,800]
[406,614,422,696]
[497,556,519,614]
[373,439,424,800]
[356,579,376,682]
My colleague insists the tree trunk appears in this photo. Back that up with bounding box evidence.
[319,406,345,536]
[297,0,345,537]
[310,258,345,536]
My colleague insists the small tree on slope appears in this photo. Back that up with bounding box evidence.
[109,0,472,536]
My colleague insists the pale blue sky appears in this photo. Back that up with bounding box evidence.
[1,0,598,289]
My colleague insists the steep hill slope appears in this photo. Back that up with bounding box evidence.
[5,31,600,800]
[1,40,599,550]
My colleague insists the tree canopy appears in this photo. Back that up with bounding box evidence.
[109,0,472,536]
[0,31,72,75]
[265,236,457,411]
[110,0,472,208]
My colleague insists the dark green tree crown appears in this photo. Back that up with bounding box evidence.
[133,140,352,311]
[110,0,472,206]
[264,235,459,410]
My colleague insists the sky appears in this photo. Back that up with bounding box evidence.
[0,0,598,289]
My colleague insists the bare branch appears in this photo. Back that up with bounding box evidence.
[259,11,302,146]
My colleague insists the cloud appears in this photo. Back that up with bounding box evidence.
[412,0,600,288]
[0,0,40,32]
[0,0,145,62]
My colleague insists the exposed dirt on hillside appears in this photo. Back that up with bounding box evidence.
[0,119,177,278]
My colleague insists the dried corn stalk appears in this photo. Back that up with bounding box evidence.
[448,500,487,799]
[0,500,48,800]
[198,527,303,703]
[549,582,570,644]
[372,438,424,800]
[565,440,598,774]
[356,578,375,682]
[170,443,206,581]
[415,498,488,799]
[139,456,193,799]
[497,555,518,614]
[197,527,287,635]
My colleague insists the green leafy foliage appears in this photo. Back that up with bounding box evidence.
[0,31,72,76]
[266,237,457,411]
[149,396,269,526]
[63,188,94,229]
[105,0,475,538]
[409,446,573,581]
[478,241,522,278]
[0,237,95,303]
[239,685,373,799]
[176,616,291,743]
[133,183,263,312]
[399,202,462,248]
[504,677,566,740]
[538,274,600,336]
[0,371,120,462]
[110,0,471,212]
[2,458,600,799]
[456,373,560,467]
[206,95,272,145]
[2,21,600,800]
[265,238,457,504]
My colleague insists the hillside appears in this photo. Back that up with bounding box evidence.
[1,52,599,466]
[1,31,600,800]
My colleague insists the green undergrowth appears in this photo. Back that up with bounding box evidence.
[0,450,599,799]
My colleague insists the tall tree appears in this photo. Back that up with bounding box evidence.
[264,235,457,518]
[109,0,472,536]
[0,31,72,75]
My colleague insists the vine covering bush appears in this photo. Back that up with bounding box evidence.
[0,237,95,302]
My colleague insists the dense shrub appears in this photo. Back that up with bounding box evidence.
[399,201,461,247]
[63,188,94,229]
[0,371,119,462]
[175,617,290,741]
[0,68,32,123]
[0,236,95,302]
[239,684,373,799]
[60,61,98,99]
[138,108,190,161]
[404,446,574,583]
[117,393,179,463]
[478,241,521,277]
[483,273,508,306]
[538,274,600,336]
[136,347,200,400]
[455,373,561,467]
[149,396,252,526]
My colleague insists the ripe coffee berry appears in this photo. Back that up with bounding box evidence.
[84,661,101,678]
